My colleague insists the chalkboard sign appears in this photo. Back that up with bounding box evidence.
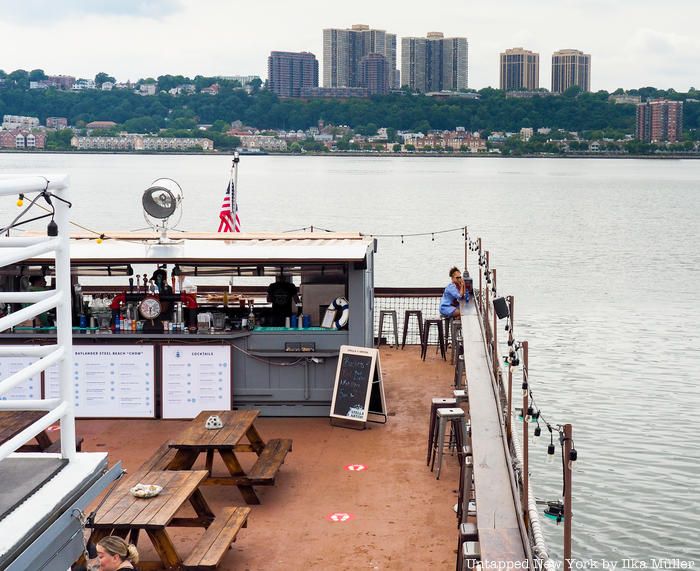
[330,345,386,424]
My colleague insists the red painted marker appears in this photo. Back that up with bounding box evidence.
[344,464,367,472]
[326,512,355,522]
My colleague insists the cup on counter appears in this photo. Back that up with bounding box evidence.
[302,314,311,328]
[290,314,298,328]
[285,317,291,328]
[162,320,170,332]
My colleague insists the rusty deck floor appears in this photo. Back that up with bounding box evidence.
[77,346,462,570]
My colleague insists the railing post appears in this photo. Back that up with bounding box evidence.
[463,225,468,271]
[506,296,514,441]
[477,238,483,312]
[492,268,498,374]
[54,184,76,461]
[484,251,490,326]
[564,423,573,570]
[522,340,529,522]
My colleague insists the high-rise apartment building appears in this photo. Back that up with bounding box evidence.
[267,51,318,97]
[500,48,539,91]
[635,100,683,143]
[322,24,399,89]
[551,49,591,93]
[359,53,390,95]
[401,32,468,93]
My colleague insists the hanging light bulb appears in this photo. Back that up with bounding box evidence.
[546,432,556,463]
[568,447,577,472]
[532,424,542,444]
[17,194,24,207]
[521,381,528,397]
[96,233,105,244]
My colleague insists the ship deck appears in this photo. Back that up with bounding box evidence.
[77,345,463,570]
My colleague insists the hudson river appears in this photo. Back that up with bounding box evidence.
[1,153,699,562]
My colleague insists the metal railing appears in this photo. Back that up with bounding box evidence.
[0,174,76,461]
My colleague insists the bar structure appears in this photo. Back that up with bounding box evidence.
[0,232,376,417]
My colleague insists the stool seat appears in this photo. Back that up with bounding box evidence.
[421,319,446,360]
[432,408,467,479]
[427,397,457,465]
[401,309,424,348]
[377,310,399,348]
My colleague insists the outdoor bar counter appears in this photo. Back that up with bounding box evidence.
[0,232,376,417]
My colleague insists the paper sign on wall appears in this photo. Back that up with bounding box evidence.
[161,345,231,419]
[0,356,41,400]
[45,345,155,418]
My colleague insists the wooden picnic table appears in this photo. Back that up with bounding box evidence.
[167,410,292,505]
[0,411,53,451]
[90,469,216,570]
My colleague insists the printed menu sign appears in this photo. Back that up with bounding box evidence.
[0,356,41,400]
[161,345,231,419]
[45,345,155,418]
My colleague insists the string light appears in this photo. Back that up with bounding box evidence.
[17,194,24,207]
[96,234,105,244]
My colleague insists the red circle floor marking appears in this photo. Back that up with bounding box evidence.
[344,464,367,472]
[326,512,355,522]
[48,424,61,432]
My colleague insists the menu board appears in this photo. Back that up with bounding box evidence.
[161,346,231,419]
[330,345,386,424]
[0,356,41,400]
[45,345,155,418]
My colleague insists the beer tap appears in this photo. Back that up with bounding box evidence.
[143,274,148,294]
[129,277,134,294]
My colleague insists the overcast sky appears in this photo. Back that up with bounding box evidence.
[1,0,698,91]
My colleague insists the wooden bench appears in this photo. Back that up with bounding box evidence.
[182,506,251,571]
[244,438,292,485]
[124,441,178,484]
[18,435,84,453]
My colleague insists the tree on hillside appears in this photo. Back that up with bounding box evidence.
[95,72,116,86]
[29,69,47,81]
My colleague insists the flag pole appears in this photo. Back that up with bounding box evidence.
[232,151,240,231]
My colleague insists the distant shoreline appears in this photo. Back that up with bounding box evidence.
[1,149,698,160]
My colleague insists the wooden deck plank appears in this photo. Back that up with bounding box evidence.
[460,300,526,563]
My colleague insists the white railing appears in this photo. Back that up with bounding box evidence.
[0,174,76,461]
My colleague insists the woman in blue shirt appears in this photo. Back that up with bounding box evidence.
[440,266,468,318]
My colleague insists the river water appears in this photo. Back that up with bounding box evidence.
[1,153,699,563]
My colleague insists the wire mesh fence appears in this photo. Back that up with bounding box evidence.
[374,290,443,346]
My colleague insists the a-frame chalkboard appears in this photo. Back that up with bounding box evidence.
[330,345,387,426]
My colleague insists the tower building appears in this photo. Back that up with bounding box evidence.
[500,48,539,91]
[401,32,468,93]
[636,100,683,143]
[267,51,319,97]
[322,24,399,89]
[551,49,591,93]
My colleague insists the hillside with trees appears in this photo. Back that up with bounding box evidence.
[1,69,698,145]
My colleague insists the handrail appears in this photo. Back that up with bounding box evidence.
[0,174,75,462]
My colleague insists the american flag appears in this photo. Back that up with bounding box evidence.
[218,179,240,232]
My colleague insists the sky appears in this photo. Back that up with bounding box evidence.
[1,0,698,92]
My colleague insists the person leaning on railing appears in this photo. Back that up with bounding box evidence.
[439,266,468,319]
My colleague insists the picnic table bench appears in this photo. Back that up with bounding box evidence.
[166,410,292,504]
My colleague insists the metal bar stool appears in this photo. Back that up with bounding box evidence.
[450,319,463,364]
[427,397,457,465]
[431,407,466,479]
[401,309,424,349]
[455,521,479,571]
[453,354,466,388]
[421,319,446,360]
[377,309,399,348]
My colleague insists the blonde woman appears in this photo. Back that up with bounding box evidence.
[96,536,139,571]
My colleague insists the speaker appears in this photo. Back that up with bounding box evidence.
[492,297,509,320]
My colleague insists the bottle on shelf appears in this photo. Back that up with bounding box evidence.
[247,301,256,331]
